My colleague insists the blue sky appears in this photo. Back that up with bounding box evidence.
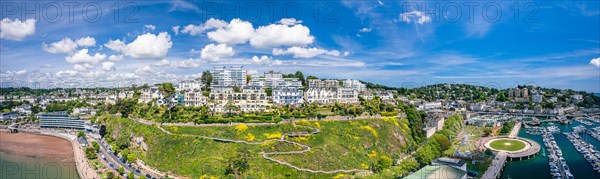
[1,0,599,92]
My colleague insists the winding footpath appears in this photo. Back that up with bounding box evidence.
[131,117,370,174]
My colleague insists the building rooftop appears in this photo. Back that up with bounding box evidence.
[403,165,467,179]
[434,157,466,167]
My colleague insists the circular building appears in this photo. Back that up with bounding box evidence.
[484,137,540,161]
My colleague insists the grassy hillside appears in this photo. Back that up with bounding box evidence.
[101,115,417,178]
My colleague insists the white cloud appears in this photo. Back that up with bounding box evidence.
[144,24,156,31]
[0,18,36,41]
[272,46,340,58]
[378,0,384,5]
[200,43,235,62]
[73,63,94,71]
[153,59,171,67]
[65,49,106,64]
[104,39,126,52]
[172,26,180,35]
[43,38,78,54]
[343,51,351,56]
[135,65,153,75]
[399,11,432,25]
[591,57,600,67]
[359,28,372,32]
[106,32,173,59]
[7,70,28,76]
[251,55,282,66]
[108,55,124,61]
[180,18,228,36]
[56,70,78,77]
[101,62,116,71]
[279,18,302,26]
[76,36,96,47]
[177,59,200,69]
[250,21,314,48]
[207,19,255,45]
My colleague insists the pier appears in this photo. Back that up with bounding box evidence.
[566,130,600,173]
[481,122,533,178]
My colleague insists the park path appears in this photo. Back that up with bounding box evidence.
[131,117,370,174]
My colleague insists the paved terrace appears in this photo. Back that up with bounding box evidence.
[506,138,540,159]
[481,121,523,179]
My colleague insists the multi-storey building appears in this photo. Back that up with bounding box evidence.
[139,87,163,103]
[178,80,203,91]
[532,94,543,103]
[343,79,366,92]
[209,87,271,113]
[508,88,529,98]
[248,71,304,105]
[211,66,247,87]
[273,87,304,105]
[335,87,359,104]
[183,90,208,106]
[304,88,336,104]
[38,112,84,129]
[307,79,339,89]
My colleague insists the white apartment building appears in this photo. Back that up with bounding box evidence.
[178,80,203,91]
[307,79,339,89]
[139,87,163,103]
[336,87,359,104]
[570,94,583,103]
[211,66,247,87]
[304,88,336,104]
[343,79,366,92]
[532,94,543,103]
[248,71,302,88]
[273,87,304,105]
[247,71,304,105]
[183,90,208,106]
[209,87,271,113]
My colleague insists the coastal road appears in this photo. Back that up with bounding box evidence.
[94,138,145,178]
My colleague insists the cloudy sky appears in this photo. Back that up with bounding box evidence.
[1,0,599,92]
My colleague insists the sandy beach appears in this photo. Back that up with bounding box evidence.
[0,132,74,162]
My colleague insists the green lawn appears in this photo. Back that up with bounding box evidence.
[489,139,526,151]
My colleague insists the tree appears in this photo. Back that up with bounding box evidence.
[106,171,115,179]
[92,141,100,152]
[127,172,135,179]
[118,167,124,175]
[246,75,252,84]
[200,70,213,89]
[226,147,249,177]
[294,71,305,86]
[85,147,97,159]
[127,153,136,163]
[99,125,106,138]
[372,155,393,173]
[160,83,175,96]
[433,134,451,151]
[77,131,86,138]
[483,128,492,137]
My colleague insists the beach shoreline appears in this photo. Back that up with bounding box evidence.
[0,132,75,162]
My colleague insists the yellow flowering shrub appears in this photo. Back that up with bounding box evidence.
[263,132,282,139]
[360,125,378,137]
[244,133,255,142]
[367,150,378,159]
[235,124,248,133]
